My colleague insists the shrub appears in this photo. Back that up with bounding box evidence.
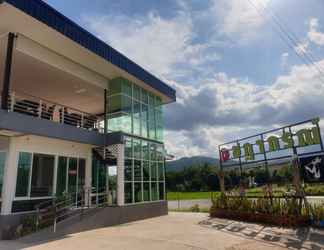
[190,204,200,212]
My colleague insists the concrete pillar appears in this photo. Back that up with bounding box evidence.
[1,138,18,215]
[116,144,124,206]
[85,148,92,206]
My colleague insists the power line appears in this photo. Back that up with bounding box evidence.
[247,0,324,84]
[256,0,324,75]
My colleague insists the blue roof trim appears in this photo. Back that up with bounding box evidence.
[3,0,176,101]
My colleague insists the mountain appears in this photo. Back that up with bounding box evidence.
[166,156,219,172]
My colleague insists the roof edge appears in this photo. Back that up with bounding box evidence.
[3,0,176,102]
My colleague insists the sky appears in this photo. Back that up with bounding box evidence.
[43,0,324,159]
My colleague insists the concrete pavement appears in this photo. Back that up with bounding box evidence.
[1,212,322,250]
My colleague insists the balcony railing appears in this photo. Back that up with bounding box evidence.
[3,91,104,133]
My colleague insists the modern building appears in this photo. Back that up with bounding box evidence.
[0,0,176,238]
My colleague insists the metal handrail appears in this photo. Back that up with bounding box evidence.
[35,187,115,233]
[7,91,104,133]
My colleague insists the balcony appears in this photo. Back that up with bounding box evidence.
[5,91,104,133]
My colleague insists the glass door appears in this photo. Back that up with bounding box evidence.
[67,158,85,207]
[107,165,117,205]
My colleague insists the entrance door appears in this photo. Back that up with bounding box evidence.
[68,158,86,206]
[107,165,117,205]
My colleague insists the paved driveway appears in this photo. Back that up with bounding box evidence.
[0,212,323,250]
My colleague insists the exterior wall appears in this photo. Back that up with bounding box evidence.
[1,134,93,214]
[19,201,168,242]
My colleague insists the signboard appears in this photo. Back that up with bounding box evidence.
[300,155,324,182]
[219,118,324,170]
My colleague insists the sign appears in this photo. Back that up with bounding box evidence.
[219,118,324,169]
[300,155,324,182]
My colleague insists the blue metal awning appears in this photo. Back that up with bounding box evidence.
[2,0,176,102]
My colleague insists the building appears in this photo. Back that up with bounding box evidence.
[0,0,176,238]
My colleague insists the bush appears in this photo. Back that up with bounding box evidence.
[190,204,200,212]
[210,195,312,227]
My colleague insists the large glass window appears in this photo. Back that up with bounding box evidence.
[107,77,164,142]
[123,136,165,204]
[16,152,32,197]
[30,154,55,197]
[0,152,6,199]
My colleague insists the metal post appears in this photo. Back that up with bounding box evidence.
[1,33,15,110]
[315,120,324,151]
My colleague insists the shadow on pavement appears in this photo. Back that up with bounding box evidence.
[199,218,324,250]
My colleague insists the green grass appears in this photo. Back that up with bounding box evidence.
[167,191,219,201]
[167,184,324,201]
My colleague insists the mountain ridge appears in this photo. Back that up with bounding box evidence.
[166,156,219,172]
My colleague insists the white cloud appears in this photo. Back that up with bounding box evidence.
[82,10,221,79]
[165,59,324,157]
[308,18,324,46]
[210,0,270,43]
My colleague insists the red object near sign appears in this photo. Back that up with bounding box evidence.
[220,149,230,162]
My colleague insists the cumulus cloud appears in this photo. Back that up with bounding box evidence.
[82,10,221,79]
[210,0,270,43]
[308,18,324,46]
[163,59,324,156]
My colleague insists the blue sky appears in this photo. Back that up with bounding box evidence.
[44,0,324,158]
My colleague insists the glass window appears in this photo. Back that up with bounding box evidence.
[134,160,142,182]
[98,163,107,194]
[30,154,55,197]
[0,152,6,199]
[122,80,132,97]
[158,162,164,181]
[68,158,78,194]
[124,182,133,204]
[133,118,141,136]
[133,139,141,159]
[108,113,132,134]
[121,95,132,114]
[134,182,142,203]
[125,138,133,159]
[124,160,133,182]
[109,78,122,95]
[56,156,67,196]
[142,141,149,161]
[150,162,157,181]
[133,85,141,101]
[16,152,32,197]
[141,89,148,104]
[78,159,86,190]
[159,182,164,200]
[143,182,150,201]
[150,143,156,161]
[143,161,150,181]
[107,95,122,114]
[151,182,158,201]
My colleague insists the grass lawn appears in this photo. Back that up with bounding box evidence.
[167,184,324,201]
[167,191,219,201]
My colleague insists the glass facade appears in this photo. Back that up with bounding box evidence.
[124,136,165,204]
[30,154,55,197]
[16,152,32,197]
[15,153,86,200]
[107,78,164,142]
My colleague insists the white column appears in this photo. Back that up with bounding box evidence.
[1,138,18,215]
[117,144,124,206]
[85,148,92,206]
